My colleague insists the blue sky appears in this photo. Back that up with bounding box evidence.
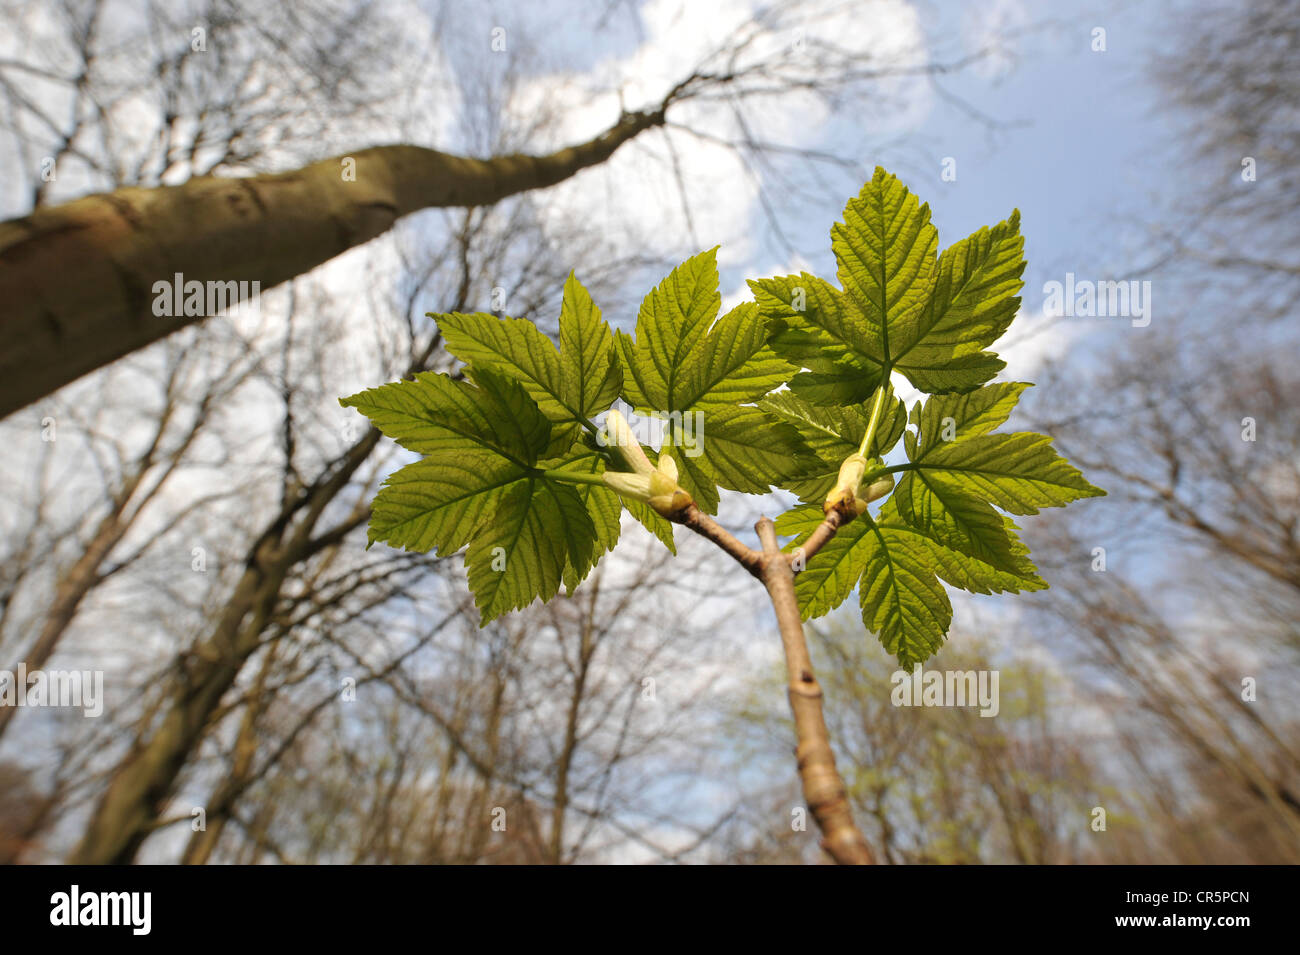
[715,0,1186,364]
[910,1,1179,296]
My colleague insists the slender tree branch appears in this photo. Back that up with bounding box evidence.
[670,501,874,864]
[674,504,763,578]
[792,509,847,567]
[754,517,875,865]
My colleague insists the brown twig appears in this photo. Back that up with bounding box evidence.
[791,509,847,567]
[671,503,874,865]
[676,504,764,578]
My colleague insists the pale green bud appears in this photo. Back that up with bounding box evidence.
[825,453,893,517]
[603,409,655,477]
[601,440,692,518]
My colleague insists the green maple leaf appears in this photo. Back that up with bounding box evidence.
[777,497,1045,667]
[749,166,1102,666]
[749,167,1026,402]
[533,445,623,590]
[338,365,550,463]
[465,476,594,622]
[340,368,596,624]
[433,271,622,459]
[615,248,806,513]
[775,378,1101,666]
[433,271,676,553]
[895,382,1105,524]
[892,382,1038,575]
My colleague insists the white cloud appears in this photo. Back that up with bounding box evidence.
[508,0,932,265]
[995,307,1086,381]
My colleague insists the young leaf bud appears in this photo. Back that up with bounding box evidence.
[604,409,655,477]
[825,452,868,517]
[601,443,693,518]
